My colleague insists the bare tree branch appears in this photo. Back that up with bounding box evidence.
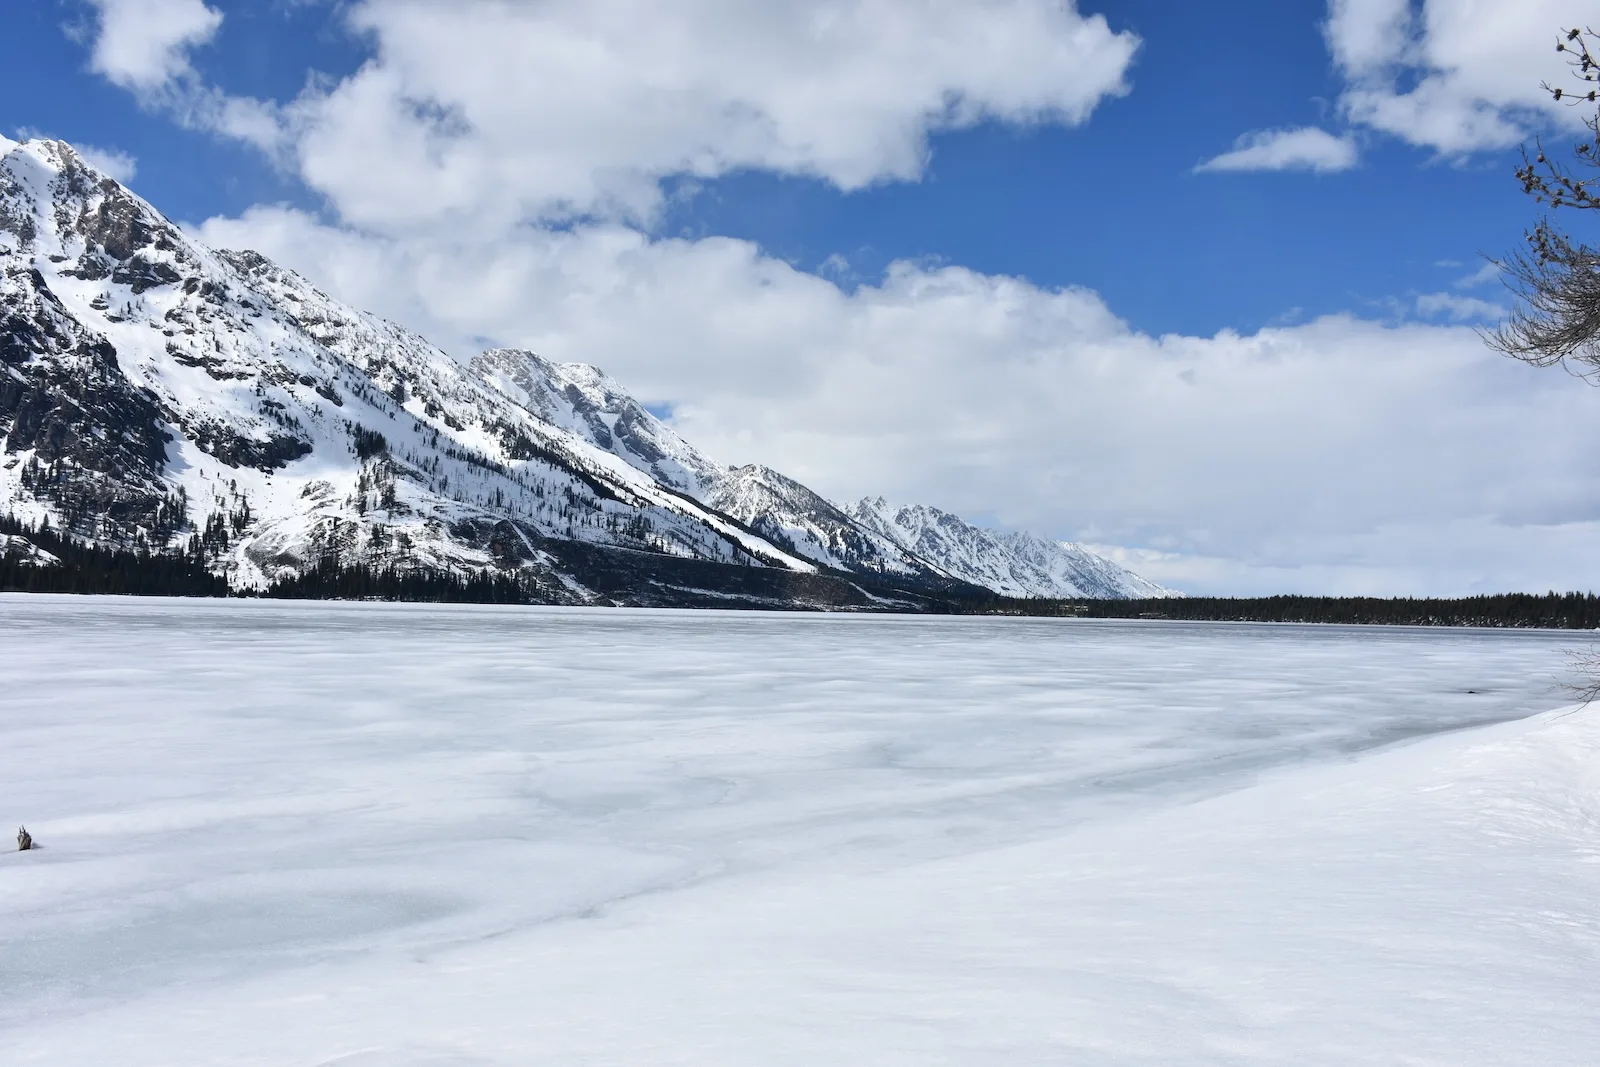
[1562,646,1600,704]
[1489,28,1600,374]
[1482,223,1600,375]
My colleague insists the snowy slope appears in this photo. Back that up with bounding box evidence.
[851,496,1178,598]
[0,139,816,598]
[1,598,1592,1065]
[471,354,955,582]
[466,351,1170,596]
[473,347,724,497]
[0,532,57,566]
[706,464,952,579]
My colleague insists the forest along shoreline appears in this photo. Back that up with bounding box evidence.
[2,517,1597,629]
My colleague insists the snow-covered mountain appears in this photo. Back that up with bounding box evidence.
[705,464,948,580]
[469,353,1174,598]
[0,136,1172,605]
[473,348,722,497]
[0,137,828,605]
[849,498,1177,599]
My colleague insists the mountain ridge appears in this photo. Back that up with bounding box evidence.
[0,137,1175,606]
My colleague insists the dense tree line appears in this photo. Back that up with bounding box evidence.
[8,512,1600,625]
[0,515,230,597]
[260,556,548,604]
[976,593,1600,630]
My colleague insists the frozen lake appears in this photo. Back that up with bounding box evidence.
[2,595,1596,1065]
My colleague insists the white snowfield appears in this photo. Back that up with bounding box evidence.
[2,595,1597,1065]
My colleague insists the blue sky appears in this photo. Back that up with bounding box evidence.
[3,0,1597,596]
[5,0,1531,336]
[660,0,1522,337]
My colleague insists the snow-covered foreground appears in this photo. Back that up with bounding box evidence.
[2,595,1597,1065]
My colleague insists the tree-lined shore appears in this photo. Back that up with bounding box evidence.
[7,516,1599,628]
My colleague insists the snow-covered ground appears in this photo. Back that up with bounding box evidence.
[2,594,1596,1065]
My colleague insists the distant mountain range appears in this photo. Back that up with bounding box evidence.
[0,136,1176,608]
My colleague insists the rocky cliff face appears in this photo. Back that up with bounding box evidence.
[0,262,184,544]
[0,137,1173,605]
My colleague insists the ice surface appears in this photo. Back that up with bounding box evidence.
[1,595,1596,1064]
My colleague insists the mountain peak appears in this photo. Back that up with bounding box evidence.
[723,463,802,489]
[708,466,951,581]
[473,346,723,496]
[1,134,196,296]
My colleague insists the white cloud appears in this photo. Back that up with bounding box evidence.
[84,0,222,92]
[1195,127,1359,174]
[1454,261,1501,288]
[1415,291,1506,321]
[1324,0,1415,76]
[77,0,291,159]
[197,207,1600,596]
[1325,0,1583,153]
[74,143,138,183]
[119,0,1139,229]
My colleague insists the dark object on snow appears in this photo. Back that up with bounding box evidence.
[17,826,32,851]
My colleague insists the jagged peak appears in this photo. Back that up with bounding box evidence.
[4,137,128,205]
[0,136,200,282]
[713,465,840,513]
[4,137,82,169]
[845,494,1178,598]
[213,247,333,301]
[216,248,276,275]
[475,347,648,420]
[854,496,959,525]
[724,463,805,489]
[476,346,550,370]
[473,345,724,496]
[476,347,632,403]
